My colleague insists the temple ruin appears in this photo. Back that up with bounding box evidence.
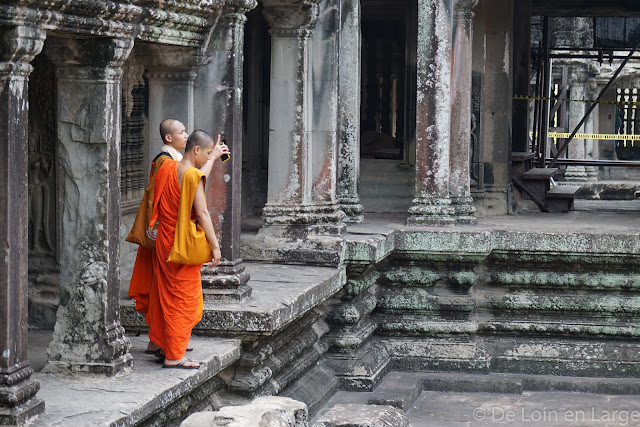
[2,0,640,425]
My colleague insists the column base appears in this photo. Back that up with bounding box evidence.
[201,261,252,303]
[451,196,478,225]
[585,166,598,181]
[243,230,345,266]
[262,203,346,236]
[339,197,364,223]
[0,395,45,426]
[44,325,132,376]
[564,165,589,182]
[407,197,456,226]
[42,353,133,376]
[0,365,44,425]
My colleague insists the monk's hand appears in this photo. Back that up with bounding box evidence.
[212,138,230,161]
[211,246,222,267]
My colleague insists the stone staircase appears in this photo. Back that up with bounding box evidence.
[512,152,581,212]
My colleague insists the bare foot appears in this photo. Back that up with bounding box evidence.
[146,342,160,353]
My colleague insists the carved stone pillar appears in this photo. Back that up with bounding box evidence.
[564,66,589,182]
[337,0,364,223]
[260,0,344,238]
[0,24,46,425]
[408,0,456,226]
[195,0,257,302]
[449,0,478,224]
[44,36,134,375]
[309,1,344,231]
[146,64,197,157]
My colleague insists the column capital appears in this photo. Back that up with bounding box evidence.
[262,0,321,31]
[0,24,45,74]
[45,36,134,73]
[454,0,479,12]
[135,43,202,69]
[223,0,258,15]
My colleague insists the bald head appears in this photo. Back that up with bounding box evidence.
[186,130,214,152]
[160,118,178,144]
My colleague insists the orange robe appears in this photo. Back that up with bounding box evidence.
[147,161,205,360]
[128,154,172,316]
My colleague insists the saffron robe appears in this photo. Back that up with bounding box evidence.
[147,161,205,360]
[128,153,173,316]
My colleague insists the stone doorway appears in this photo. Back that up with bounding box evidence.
[27,51,60,332]
[359,0,417,213]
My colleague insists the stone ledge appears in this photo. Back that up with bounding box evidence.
[197,263,345,336]
[122,263,346,337]
[29,335,241,426]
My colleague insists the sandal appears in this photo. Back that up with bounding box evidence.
[163,358,200,370]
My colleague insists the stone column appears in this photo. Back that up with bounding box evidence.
[408,0,456,226]
[564,66,589,181]
[44,37,134,375]
[260,0,344,238]
[310,0,345,232]
[0,24,46,425]
[337,0,364,223]
[195,0,256,302]
[146,65,197,157]
[584,76,599,181]
[449,0,478,224]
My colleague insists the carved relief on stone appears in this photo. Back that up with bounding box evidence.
[28,52,57,257]
[121,53,148,203]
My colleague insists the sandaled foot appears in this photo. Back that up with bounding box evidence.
[145,342,161,354]
[186,346,194,352]
[163,358,200,370]
[153,349,166,361]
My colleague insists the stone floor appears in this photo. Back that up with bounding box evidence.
[27,333,241,426]
[317,372,640,426]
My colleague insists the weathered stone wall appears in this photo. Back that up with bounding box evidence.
[372,229,640,378]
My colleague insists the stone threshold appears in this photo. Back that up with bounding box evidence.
[29,334,241,426]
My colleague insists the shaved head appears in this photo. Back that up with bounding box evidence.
[186,130,214,152]
[159,118,178,144]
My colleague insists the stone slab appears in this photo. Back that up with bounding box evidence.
[181,396,308,427]
[196,263,346,335]
[313,403,410,427]
[122,263,346,337]
[29,334,241,426]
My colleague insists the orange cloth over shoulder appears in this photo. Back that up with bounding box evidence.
[147,161,205,360]
[128,154,173,317]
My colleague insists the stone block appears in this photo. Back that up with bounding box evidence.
[181,396,308,427]
[313,404,410,427]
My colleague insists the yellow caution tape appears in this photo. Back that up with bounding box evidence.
[514,94,640,106]
[531,131,640,141]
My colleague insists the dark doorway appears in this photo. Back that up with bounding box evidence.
[360,0,416,162]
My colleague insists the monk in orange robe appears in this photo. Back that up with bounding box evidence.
[127,119,190,354]
[147,130,227,369]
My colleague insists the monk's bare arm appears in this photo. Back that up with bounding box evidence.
[199,134,229,177]
[193,178,222,266]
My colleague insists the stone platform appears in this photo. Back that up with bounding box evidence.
[27,334,241,426]
[23,199,640,425]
